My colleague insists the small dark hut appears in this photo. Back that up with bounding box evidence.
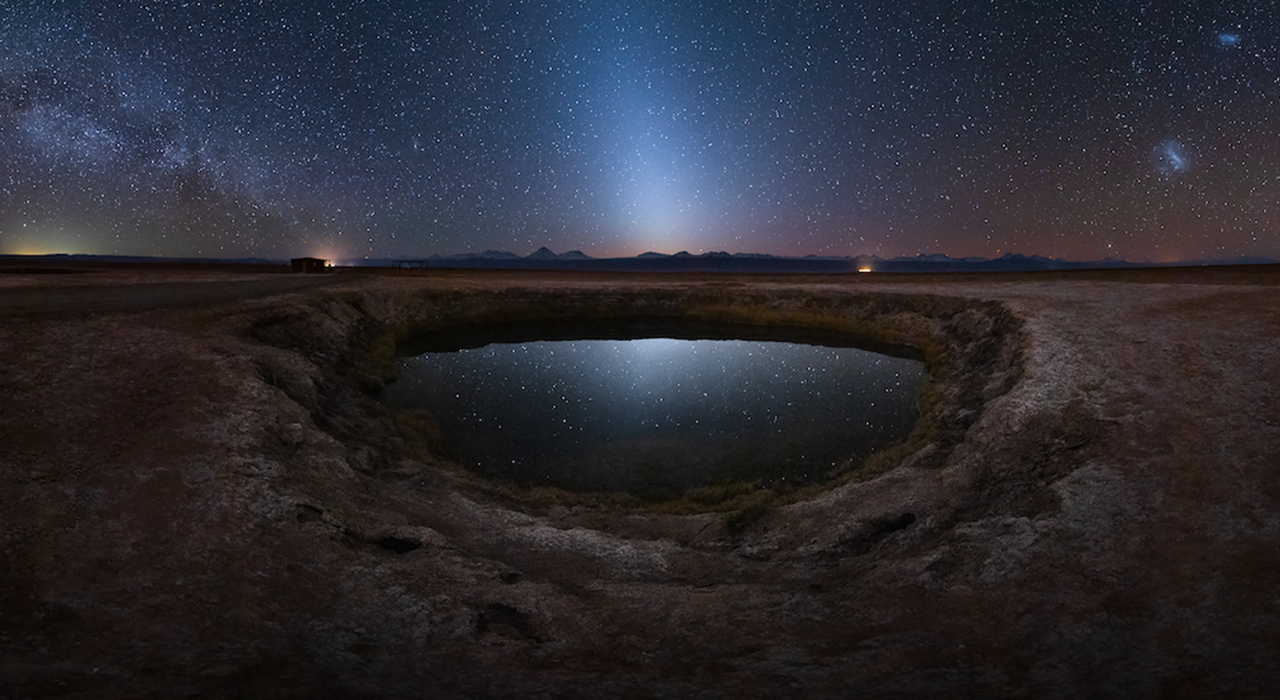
[291,257,328,273]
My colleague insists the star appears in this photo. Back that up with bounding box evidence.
[0,2,1277,262]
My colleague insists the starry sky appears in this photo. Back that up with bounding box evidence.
[2,1,1278,262]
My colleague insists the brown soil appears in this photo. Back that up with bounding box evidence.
[2,265,1279,698]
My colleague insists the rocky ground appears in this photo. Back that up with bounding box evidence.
[2,265,1279,698]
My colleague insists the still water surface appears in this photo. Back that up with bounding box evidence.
[381,330,925,495]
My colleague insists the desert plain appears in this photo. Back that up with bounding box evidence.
[2,261,1279,698]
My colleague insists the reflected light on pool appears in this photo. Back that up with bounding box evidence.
[380,337,925,495]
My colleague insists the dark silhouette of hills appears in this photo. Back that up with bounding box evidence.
[0,253,286,266]
[4,251,1277,274]
[365,249,1278,273]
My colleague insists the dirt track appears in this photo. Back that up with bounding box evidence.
[2,267,1279,698]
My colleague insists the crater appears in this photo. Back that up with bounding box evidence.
[245,284,1025,514]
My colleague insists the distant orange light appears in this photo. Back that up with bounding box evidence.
[858,267,873,273]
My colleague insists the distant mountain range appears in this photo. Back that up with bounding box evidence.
[4,250,1276,274]
[350,248,1278,273]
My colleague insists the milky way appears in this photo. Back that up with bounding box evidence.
[1,2,1277,262]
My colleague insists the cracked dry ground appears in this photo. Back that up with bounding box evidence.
[2,269,1279,698]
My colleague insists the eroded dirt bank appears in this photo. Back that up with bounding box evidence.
[3,270,1280,698]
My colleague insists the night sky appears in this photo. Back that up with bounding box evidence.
[2,1,1278,262]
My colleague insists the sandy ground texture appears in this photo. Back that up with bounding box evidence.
[2,266,1279,698]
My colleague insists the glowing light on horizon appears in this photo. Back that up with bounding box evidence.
[0,224,98,256]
